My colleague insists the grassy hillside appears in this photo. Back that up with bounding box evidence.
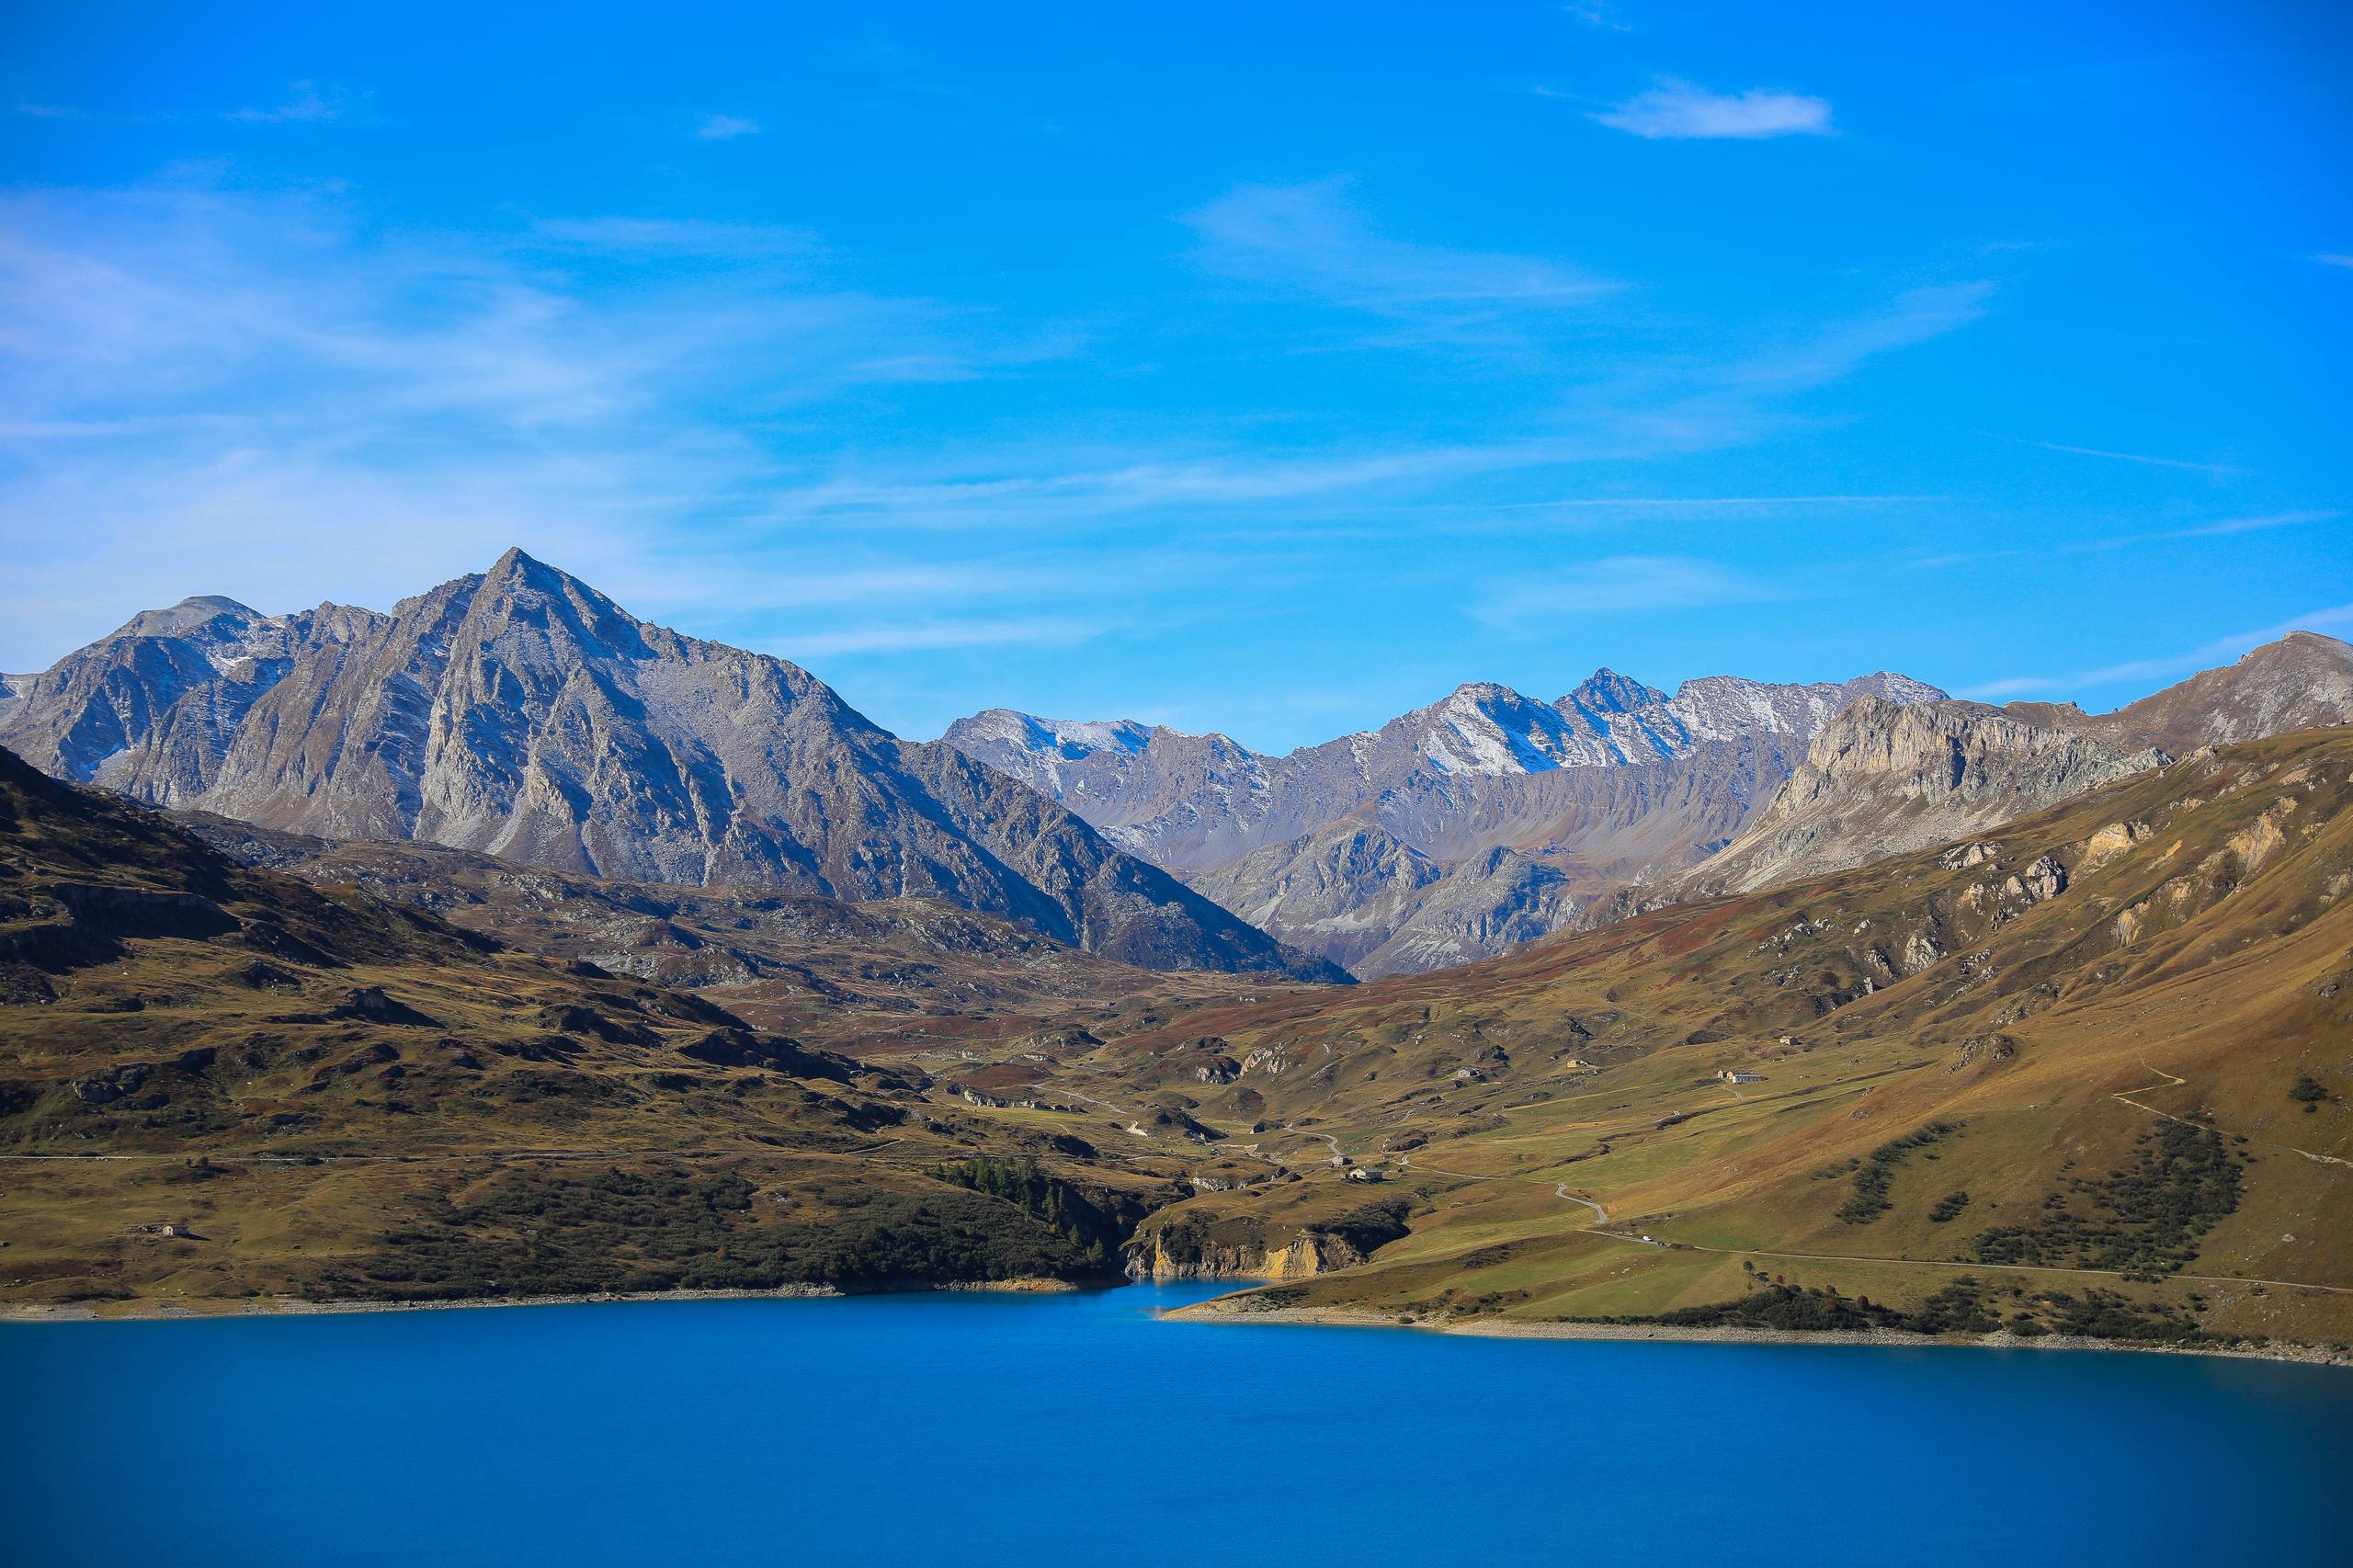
[6,727,2348,1352]
[1007,728,2353,1347]
[0,749,1231,1309]
[173,815,1287,1049]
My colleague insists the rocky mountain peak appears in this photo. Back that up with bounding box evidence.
[115,595,269,642]
[1562,667,1669,716]
[956,710,1156,761]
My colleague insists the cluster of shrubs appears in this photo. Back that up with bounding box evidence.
[335,1160,1120,1300]
[1315,1195,1414,1255]
[928,1154,1146,1273]
[1972,1118,2244,1275]
[1603,1268,2217,1344]
[1835,1120,1962,1224]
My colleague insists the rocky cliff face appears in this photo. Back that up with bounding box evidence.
[0,597,387,804]
[1125,1227,1370,1282]
[1689,632,2353,895]
[4,551,1344,983]
[1185,825,1579,979]
[948,670,1943,974]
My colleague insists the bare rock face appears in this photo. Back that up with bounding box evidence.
[6,551,1342,984]
[948,669,1945,974]
[0,597,387,803]
[1692,632,2353,895]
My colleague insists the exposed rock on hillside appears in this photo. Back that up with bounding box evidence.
[1691,631,2353,895]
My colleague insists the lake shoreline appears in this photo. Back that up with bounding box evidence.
[13,1279,2347,1367]
[0,1277,1087,1323]
[1163,1299,2353,1368]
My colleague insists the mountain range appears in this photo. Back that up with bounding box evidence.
[947,671,1946,974]
[9,549,2351,989]
[949,635,2353,973]
[0,550,1343,983]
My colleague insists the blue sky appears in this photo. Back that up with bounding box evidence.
[3,2,2348,750]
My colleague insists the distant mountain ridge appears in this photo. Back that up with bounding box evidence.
[1680,630,2353,897]
[948,669,1946,975]
[0,551,1345,984]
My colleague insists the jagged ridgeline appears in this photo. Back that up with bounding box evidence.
[0,550,1345,984]
[947,633,2353,976]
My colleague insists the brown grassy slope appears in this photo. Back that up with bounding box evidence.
[0,749,1211,1309]
[172,814,1289,1049]
[1069,728,2353,1343]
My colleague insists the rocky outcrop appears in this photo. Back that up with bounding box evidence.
[1124,1224,1373,1282]
[1693,699,2163,893]
[1689,632,2353,895]
[1124,1193,1412,1280]
[6,551,1342,984]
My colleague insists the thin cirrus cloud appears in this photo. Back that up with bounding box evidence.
[2013,437,2240,475]
[1466,554,1781,631]
[227,81,347,123]
[1911,509,2338,572]
[1716,282,1991,392]
[1182,179,1615,320]
[1959,602,2353,700]
[746,277,1995,535]
[696,113,762,141]
[780,614,1115,658]
[1591,79,1833,140]
[529,215,815,259]
[1563,5,1631,30]
[0,178,1069,665]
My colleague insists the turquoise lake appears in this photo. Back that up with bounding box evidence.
[5,1284,2348,1566]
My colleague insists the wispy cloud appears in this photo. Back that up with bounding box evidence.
[1723,283,1991,392]
[1562,5,1631,30]
[780,615,1112,657]
[2146,508,2336,540]
[1592,79,1832,140]
[2314,254,2353,270]
[696,114,762,141]
[0,179,1074,665]
[1957,603,2353,700]
[529,216,814,259]
[1183,180,1614,324]
[1467,554,1780,630]
[1913,509,2336,571]
[2014,437,2241,475]
[227,81,347,123]
[745,277,1994,533]
[749,442,1569,528]
[1480,494,1919,511]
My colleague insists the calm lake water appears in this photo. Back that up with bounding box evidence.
[5,1284,2347,1567]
